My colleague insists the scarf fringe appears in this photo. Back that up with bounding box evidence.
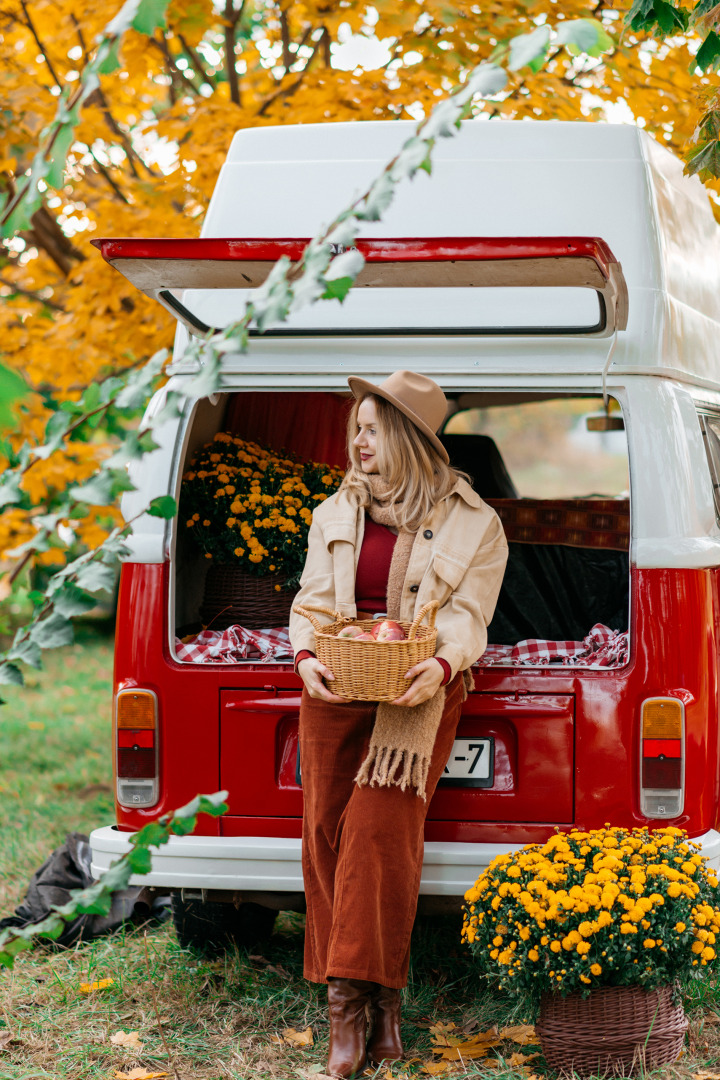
[355,744,431,801]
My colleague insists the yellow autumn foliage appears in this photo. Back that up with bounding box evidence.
[0,0,718,568]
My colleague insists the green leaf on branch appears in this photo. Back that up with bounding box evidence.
[556,18,614,58]
[508,25,550,71]
[627,0,660,31]
[69,469,134,505]
[29,614,74,650]
[132,821,169,848]
[0,363,27,431]
[126,846,153,875]
[97,38,122,75]
[147,495,177,519]
[74,559,117,594]
[46,123,78,191]
[52,583,97,619]
[171,814,198,836]
[132,0,171,34]
[7,637,42,670]
[653,0,688,34]
[685,137,720,180]
[696,31,720,73]
[0,472,23,510]
[0,663,24,686]
[321,276,355,302]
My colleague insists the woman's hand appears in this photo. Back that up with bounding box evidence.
[297,656,351,703]
[392,657,445,707]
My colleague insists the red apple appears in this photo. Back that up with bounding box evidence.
[336,625,366,639]
[372,620,406,642]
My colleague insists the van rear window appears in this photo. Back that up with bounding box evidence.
[699,412,720,524]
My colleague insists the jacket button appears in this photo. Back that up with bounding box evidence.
[409,584,419,593]
[423,529,433,540]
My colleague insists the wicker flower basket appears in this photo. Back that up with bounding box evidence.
[292,601,439,702]
[536,983,687,1078]
[201,565,297,631]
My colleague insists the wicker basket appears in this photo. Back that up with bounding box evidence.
[292,601,439,702]
[201,565,296,631]
[536,983,687,1078]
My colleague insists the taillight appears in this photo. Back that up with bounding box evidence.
[115,689,158,808]
[640,697,684,819]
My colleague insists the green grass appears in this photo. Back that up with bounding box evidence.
[0,625,115,916]
[1,631,720,1079]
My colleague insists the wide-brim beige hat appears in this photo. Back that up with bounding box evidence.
[348,370,450,464]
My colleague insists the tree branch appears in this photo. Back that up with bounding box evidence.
[70,14,157,180]
[280,7,293,71]
[177,33,217,87]
[151,33,202,96]
[256,26,325,116]
[89,151,131,204]
[320,25,331,67]
[223,0,245,106]
[19,0,63,89]
[0,275,64,311]
[21,205,84,276]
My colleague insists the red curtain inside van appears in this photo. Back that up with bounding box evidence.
[225,391,350,469]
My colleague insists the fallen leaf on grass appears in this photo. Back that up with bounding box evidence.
[27,721,44,730]
[80,978,114,993]
[431,1028,501,1060]
[693,1073,720,1079]
[507,1051,540,1066]
[422,1063,454,1077]
[428,1021,456,1039]
[498,1024,538,1045]
[0,1032,21,1051]
[271,1027,314,1048]
[113,1071,168,1080]
[109,1031,143,1050]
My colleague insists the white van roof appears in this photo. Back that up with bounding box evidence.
[202,120,720,389]
[98,119,720,391]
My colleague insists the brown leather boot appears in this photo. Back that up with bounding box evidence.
[326,977,376,1078]
[367,984,404,1065]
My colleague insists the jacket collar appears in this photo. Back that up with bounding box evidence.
[446,476,484,508]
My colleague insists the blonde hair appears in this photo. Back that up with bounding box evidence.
[340,394,469,532]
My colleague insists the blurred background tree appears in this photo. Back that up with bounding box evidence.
[0,0,717,575]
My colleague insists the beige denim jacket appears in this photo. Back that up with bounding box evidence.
[289,478,509,679]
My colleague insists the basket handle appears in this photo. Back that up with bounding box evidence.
[292,604,344,632]
[407,600,439,640]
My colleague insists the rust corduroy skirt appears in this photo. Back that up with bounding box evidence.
[299,671,465,989]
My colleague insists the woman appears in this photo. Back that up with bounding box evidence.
[289,370,508,1079]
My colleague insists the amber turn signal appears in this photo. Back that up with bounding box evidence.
[642,698,683,740]
[117,690,156,729]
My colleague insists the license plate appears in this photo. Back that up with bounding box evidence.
[439,737,494,788]
[296,736,494,789]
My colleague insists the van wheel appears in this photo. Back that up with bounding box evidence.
[171,895,277,954]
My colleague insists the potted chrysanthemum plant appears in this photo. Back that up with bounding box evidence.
[180,432,344,629]
[462,825,720,1077]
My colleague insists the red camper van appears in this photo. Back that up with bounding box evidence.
[90,119,720,950]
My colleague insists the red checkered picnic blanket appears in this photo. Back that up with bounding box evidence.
[177,622,628,669]
[175,625,292,663]
[479,623,629,668]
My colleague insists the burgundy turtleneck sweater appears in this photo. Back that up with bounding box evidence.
[294,514,450,685]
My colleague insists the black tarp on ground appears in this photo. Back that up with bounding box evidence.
[0,833,168,947]
[487,543,629,644]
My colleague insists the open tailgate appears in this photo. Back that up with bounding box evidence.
[91,236,628,339]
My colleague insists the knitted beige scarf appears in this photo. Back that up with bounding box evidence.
[354,475,471,800]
